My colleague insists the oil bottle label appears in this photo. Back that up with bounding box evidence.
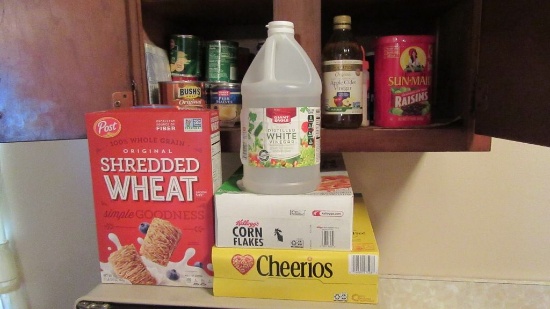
[322,60,363,115]
[242,107,320,168]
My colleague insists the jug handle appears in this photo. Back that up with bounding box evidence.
[264,36,277,82]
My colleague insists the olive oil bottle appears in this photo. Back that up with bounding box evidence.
[322,15,363,128]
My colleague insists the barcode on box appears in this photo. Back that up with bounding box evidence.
[348,254,378,274]
[322,230,334,247]
[184,118,203,132]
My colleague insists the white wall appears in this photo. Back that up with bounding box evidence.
[1,137,549,307]
[344,139,550,282]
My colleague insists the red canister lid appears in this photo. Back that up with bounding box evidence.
[376,35,435,45]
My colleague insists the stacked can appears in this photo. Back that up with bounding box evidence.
[205,40,241,127]
[169,35,201,81]
[206,40,238,82]
[158,81,206,108]
[208,82,241,127]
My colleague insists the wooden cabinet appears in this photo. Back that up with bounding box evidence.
[0,1,138,142]
[1,0,548,152]
[137,0,493,152]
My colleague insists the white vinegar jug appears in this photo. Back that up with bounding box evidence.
[240,21,322,194]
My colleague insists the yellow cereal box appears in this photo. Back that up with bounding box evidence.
[212,194,379,304]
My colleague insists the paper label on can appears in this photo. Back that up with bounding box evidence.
[160,81,205,107]
[322,60,363,115]
[169,36,200,77]
[241,107,320,168]
[207,41,238,82]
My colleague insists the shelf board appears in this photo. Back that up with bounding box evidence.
[221,123,490,153]
[76,283,370,308]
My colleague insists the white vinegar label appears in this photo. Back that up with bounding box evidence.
[243,107,320,168]
[322,60,363,115]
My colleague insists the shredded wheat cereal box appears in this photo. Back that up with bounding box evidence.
[212,194,379,304]
[86,106,221,287]
[215,154,354,250]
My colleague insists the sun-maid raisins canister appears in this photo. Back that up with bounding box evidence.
[169,35,201,80]
[374,35,435,127]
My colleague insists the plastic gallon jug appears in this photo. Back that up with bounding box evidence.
[240,21,322,194]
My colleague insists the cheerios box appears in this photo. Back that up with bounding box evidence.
[85,106,222,288]
[214,154,354,251]
[212,194,379,304]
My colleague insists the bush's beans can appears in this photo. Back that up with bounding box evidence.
[206,40,238,82]
[169,35,201,80]
[208,82,241,127]
[159,81,206,108]
[374,35,435,127]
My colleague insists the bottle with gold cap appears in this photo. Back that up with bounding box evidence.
[322,15,363,128]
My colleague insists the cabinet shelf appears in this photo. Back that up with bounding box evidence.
[220,121,489,153]
[139,0,492,153]
[2,0,546,148]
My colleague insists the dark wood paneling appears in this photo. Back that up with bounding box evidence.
[220,125,489,153]
[475,0,550,147]
[0,1,134,142]
[274,0,321,73]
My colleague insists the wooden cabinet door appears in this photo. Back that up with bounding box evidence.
[475,0,550,147]
[0,0,141,142]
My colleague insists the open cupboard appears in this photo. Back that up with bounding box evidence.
[1,0,549,151]
[125,0,550,152]
[138,0,493,152]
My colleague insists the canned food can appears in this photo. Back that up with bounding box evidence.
[171,75,198,81]
[374,35,435,127]
[159,81,206,108]
[169,35,201,79]
[208,82,241,127]
[206,40,238,82]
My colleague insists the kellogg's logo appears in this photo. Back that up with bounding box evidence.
[93,117,121,138]
[312,210,344,217]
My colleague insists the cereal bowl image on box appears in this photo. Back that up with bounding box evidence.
[86,106,222,288]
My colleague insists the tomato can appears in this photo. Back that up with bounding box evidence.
[159,81,206,108]
[374,35,435,127]
[169,35,201,80]
[208,82,241,127]
[206,40,238,82]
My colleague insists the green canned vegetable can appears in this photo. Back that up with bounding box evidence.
[170,35,201,79]
[206,40,238,82]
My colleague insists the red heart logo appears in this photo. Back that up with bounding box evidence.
[231,254,254,275]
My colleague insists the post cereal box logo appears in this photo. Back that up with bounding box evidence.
[93,117,121,138]
[231,254,254,275]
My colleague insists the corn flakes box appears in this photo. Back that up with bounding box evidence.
[86,106,222,287]
[212,195,379,304]
[215,154,354,251]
